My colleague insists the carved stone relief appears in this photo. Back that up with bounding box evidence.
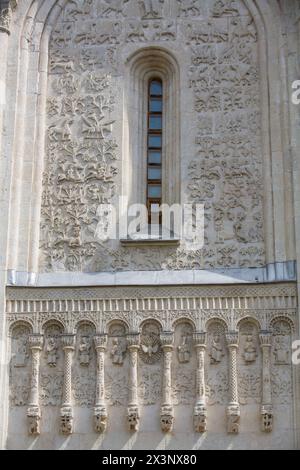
[39,0,265,273]
[40,324,64,406]
[105,323,129,406]
[172,323,196,405]
[206,322,229,405]
[271,320,293,406]
[238,321,261,405]
[73,323,96,407]
[9,325,31,407]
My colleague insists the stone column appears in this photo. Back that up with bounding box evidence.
[60,334,75,435]
[93,334,108,433]
[260,332,273,432]
[27,334,43,436]
[160,331,174,433]
[226,332,240,434]
[193,332,207,432]
[126,333,140,432]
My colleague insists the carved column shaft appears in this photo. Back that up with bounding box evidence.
[60,334,75,435]
[27,334,43,436]
[160,332,174,433]
[94,334,108,433]
[127,334,140,432]
[260,332,273,432]
[193,332,207,432]
[226,332,240,434]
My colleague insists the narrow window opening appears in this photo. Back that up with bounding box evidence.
[147,78,163,225]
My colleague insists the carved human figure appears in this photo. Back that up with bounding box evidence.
[139,0,165,19]
[274,336,289,365]
[79,336,91,366]
[210,334,224,364]
[177,335,191,364]
[110,338,126,365]
[46,337,58,367]
[15,340,28,368]
[243,335,257,363]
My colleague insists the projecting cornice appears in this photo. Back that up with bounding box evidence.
[0,0,18,34]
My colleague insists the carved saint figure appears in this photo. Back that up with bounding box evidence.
[177,335,191,364]
[46,337,58,367]
[210,334,224,364]
[243,335,257,363]
[79,336,91,366]
[274,336,289,365]
[139,0,165,19]
[110,338,126,365]
[15,340,28,368]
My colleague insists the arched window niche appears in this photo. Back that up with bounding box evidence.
[122,48,181,243]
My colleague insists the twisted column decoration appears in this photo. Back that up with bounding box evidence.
[94,334,108,433]
[226,332,240,434]
[127,333,140,432]
[193,332,207,432]
[260,332,273,432]
[160,331,174,433]
[27,334,43,436]
[60,334,75,435]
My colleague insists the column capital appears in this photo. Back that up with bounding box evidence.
[0,1,18,35]
[93,334,108,351]
[226,332,239,348]
[193,332,206,348]
[61,334,76,350]
[259,332,272,348]
[126,333,140,349]
[160,331,174,350]
[28,334,44,350]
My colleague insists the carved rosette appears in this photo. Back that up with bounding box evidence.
[160,332,174,433]
[94,334,108,433]
[259,332,273,432]
[226,332,240,434]
[27,334,43,436]
[60,334,75,435]
[127,333,140,432]
[193,332,207,433]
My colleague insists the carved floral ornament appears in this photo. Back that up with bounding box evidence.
[38,0,266,274]
[7,309,296,436]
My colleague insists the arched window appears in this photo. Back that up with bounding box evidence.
[123,48,180,242]
[147,78,163,223]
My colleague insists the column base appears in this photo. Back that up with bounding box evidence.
[127,405,140,432]
[94,405,108,433]
[227,403,240,434]
[160,405,174,433]
[27,406,41,436]
[60,406,73,435]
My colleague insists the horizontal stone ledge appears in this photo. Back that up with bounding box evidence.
[6,260,297,288]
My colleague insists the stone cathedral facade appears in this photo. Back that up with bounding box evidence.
[0,0,300,450]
